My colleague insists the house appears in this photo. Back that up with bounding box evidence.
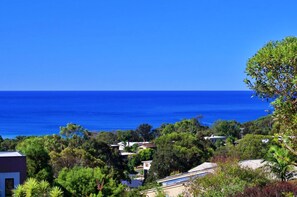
[204,135,226,143]
[142,160,152,171]
[0,152,26,197]
[118,141,151,151]
[188,162,217,172]
[138,143,156,150]
[120,152,136,162]
[145,162,217,197]
[142,160,152,178]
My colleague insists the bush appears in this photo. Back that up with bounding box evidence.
[188,158,269,197]
[234,181,297,197]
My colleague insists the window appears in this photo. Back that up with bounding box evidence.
[5,178,14,197]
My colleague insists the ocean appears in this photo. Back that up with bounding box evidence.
[0,91,272,138]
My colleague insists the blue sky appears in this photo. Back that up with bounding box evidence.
[0,1,297,90]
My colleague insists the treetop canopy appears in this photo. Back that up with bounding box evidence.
[245,36,297,101]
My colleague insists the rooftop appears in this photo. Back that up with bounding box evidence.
[239,159,266,170]
[188,162,217,172]
[0,152,23,157]
[120,152,136,156]
[142,160,153,164]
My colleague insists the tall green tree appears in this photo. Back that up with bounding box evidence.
[16,137,53,183]
[245,36,297,154]
[60,123,90,147]
[211,120,242,139]
[234,134,272,160]
[159,118,208,135]
[82,139,128,181]
[242,115,273,135]
[136,124,153,142]
[49,147,104,177]
[95,132,118,144]
[147,132,212,182]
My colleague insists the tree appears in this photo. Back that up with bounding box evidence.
[95,132,118,144]
[116,130,141,143]
[81,139,128,181]
[43,134,68,153]
[59,124,92,149]
[234,134,272,160]
[146,132,212,182]
[242,115,274,135]
[16,137,53,183]
[49,147,104,177]
[245,36,297,154]
[127,149,155,172]
[159,118,208,136]
[13,178,63,197]
[56,167,125,197]
[211,120,242,139]
[0,136,26,151]
[265,146,295,181]
[60,123,90,140]
[136,124,153,142]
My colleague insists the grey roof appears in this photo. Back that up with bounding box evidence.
[188,162,217,172]
[239,159,267,170]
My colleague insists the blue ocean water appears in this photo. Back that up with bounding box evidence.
[0,91,272,138]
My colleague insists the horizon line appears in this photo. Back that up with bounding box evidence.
[0,89,251,92]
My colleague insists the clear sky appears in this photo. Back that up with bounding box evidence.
[1,1,297,90]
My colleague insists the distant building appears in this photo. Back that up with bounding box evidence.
[118,141,151,151]
[0,152,26,197]
[204,135,226,143]
[188,162,217,172]
[142,160,152,171]
[142,160,152,178]
[120,152,136,162]
[138,143,156,150]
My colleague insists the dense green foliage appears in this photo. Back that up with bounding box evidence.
[4,36,297,196]
[128,148,155,171]
[265,146,295,181]
[16,137,53,182]
[13,178,63,197]
[242,115,273,135]
[234,181,297,197]
[1,113,294,196]
[188,160,269,197]
[235,134,272,160]
[245,36,297,155]
[147,131,212,182]
[56,167,124,197]
[158,118,208,135]
[211,120,242,139]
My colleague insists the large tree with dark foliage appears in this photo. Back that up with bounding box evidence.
[136,123,153,141]
[146,132,212,182]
